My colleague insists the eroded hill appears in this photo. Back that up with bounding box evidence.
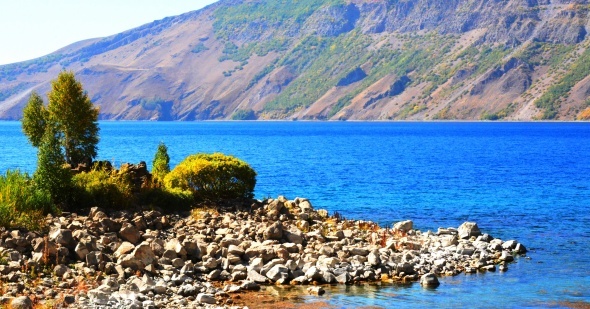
[1,0,590,121]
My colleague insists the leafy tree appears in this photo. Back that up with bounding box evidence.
[22,91,48,147]
[152,142,170,180]
[47,71,100,166]
[33,125,72,207]
[22,71,100,167]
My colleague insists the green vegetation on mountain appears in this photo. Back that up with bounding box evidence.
[535,46,590,119]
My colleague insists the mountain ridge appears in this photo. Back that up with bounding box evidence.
[1,0,590,121]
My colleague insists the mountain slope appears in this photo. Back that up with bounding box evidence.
[1,0,590,121]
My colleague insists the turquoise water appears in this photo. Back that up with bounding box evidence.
[1,121,589,308]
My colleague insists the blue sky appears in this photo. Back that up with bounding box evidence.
[0,0,219,65]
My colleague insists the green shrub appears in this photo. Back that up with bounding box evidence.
[152,142,170,181]
[72,168,134,209]
[0,170,52,230]
[164,153,256,201]
[231,109,257,120]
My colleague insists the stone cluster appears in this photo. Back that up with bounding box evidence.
[0,196,526,308]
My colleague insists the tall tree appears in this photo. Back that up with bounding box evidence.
[22,91,47,148]
[47,71,99,166]
[152,142,171,180]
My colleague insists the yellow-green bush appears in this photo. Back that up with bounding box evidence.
[164,153,256,201]
[0,170,53,230]
[72,168,134,209]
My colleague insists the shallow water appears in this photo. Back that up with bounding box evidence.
[1,121,589,308]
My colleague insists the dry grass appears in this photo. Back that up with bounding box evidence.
[190,207,220,221]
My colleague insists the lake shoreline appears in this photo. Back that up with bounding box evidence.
[0,196,526,308]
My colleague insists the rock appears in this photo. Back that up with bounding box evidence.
[49,228,73,246]
[321,271,336,283]
[87,289,110,305]
[154,281,167,294]
[263,221,283,240]
[499,251,514,262]
[10,296,33,309]
[514,243,527,254]
[420,273,440,288]
[165,239,187,256]
[266,265,289,282]
[458,222,481,239]
[396,263,415,275]
[247,270,269,284]
[54,264,69,277]
[178,284,197,297]
[336,272,351,284]
[456,244,475,256]
[305,266,323,281]
[307,286,325,296]
[299,200,313,213]
[440,235,459,247]
[266,199,284,217]
[224,284,242,293]
[317,257,338,270]
[227,245,244,256]
[502,240,517,250]
[240,280,261,291]
[350,248,370,256]
[393,220,413,232]
[285,230,304,244]
[74,243,90,260]
[119,224,141,244]
[196,293,216,305]
[119,243,156,270]
[248,257,264,272]
[368,250,381,266]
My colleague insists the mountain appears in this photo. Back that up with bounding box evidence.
[1,0,590,121]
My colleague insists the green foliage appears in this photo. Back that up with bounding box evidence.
[47,71,100,166]
[213,0,344,41]
[231,109,257,120]
[480,103,517,120]
[191,42,209,54]
[535,47,590,119]
[0,54,64,81]
[72,168,134,209]
[264,32,373,113]
[0,83,31,102]
[33,126,73,207]
[0,170,52,230]
[328,94,355,118]
[152,142,170,180]
[164,153,257,201]
[22,91,48,148]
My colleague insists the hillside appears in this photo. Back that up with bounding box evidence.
[1,0,590,121]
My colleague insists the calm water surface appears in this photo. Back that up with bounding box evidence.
[1,121,589,308]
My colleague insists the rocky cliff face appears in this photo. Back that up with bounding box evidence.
[1,0,590,121]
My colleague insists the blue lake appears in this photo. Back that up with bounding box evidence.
[1,121,589,308]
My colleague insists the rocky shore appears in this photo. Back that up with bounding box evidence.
[0,196,526,308]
